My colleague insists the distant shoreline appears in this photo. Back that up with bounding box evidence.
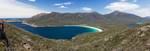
[22,21,103,32]
[22,21,39,27]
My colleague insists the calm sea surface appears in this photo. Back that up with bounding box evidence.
[9,22,100,39]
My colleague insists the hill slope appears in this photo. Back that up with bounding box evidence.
[1,23,150,51]
[24,11,145,29]
[75,24,150,51]
[0,24,76,51]
[25,12,108,27]
[104,11,142,24]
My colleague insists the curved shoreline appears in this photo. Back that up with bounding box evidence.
[22,22,103,32]
[64,25,103,32]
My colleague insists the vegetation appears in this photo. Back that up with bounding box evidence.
[24,11,144,29]
[0,23,150,51]
[1,11,150,51]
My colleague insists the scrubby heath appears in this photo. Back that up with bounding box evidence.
[0,22,150,51]
[1,0,150,51]
[1,11,150,51]
[0,11,147,51]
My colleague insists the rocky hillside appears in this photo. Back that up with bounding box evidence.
[0,24,75,51]
[104,11,142,24]
[25,12,107,27]
[76,24,150,51]
[1,23,150,51]
[25,11,144,28]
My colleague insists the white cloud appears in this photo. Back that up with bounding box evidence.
[105,1,150,17]
[120,0,127,2]
[54,3,63,6]
[120,0,138,2]
[105,2,139,11]
[131,8,150,17]
[82,7,93,12]
[29,0,36,2]
[64,2,72,5]
[59,5,67,8]
[54,2,72,8]
[54,2,72,6]
[0,0,46,18]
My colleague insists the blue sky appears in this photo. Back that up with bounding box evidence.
[18,0,114,13]
[0,0,150,18]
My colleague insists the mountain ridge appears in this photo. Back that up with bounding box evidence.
[25,11,146,29]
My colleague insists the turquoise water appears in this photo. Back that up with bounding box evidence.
[9,22,101,39]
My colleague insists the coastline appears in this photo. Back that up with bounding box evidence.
[64,25,103,32]
[22,21,103,32]
[22,21,39,27]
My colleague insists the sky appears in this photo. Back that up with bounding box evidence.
[0,0,150,18]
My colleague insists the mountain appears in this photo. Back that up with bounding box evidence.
[144,16,150,23]
[104,11,142,24]
[25,12,110,28]
[25,11,143,29]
